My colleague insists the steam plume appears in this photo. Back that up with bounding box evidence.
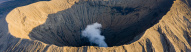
[82,22,108,47]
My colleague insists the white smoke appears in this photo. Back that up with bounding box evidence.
[82,22,108,47]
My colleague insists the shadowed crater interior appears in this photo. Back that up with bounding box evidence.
[28,0,174,47]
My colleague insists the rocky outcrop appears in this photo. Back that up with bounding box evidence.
[0,0,190,52]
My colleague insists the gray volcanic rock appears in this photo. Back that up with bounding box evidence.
[0,0,190,52]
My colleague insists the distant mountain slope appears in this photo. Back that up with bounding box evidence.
[0,0,50,15]
[0,0,10,4]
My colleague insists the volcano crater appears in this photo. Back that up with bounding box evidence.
[28,0,174,47]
